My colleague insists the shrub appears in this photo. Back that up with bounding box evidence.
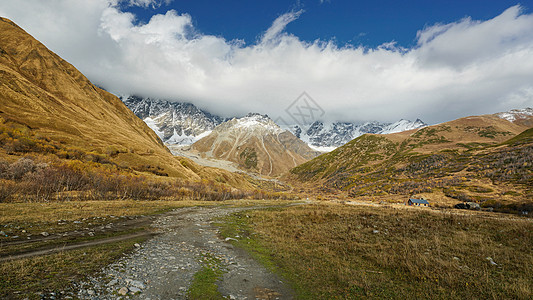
[0,180,17,202]
[239,147,258,169]
[0,157,291,202]
[7,158,37,180]
[0,160,10,178]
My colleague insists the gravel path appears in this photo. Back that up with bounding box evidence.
[76,206,294,299]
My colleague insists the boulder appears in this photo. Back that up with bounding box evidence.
[466,202,481,210]
[117,287,128,296]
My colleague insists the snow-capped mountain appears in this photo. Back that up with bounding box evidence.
[495,107,533,123]
[191,113,319,176]
[380,119,427,134]
[120,96,224,145]
[283,119,427,150]
[120,95,427,150]
[228,113,285,135]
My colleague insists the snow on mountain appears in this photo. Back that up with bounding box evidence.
[284,119,427,152]
[231,113,285,134]
[379,119,427,134]
[120,96,223,145]
[120,95,426,151]
[191,113,319,176]
[283,119,427,149]
[495,108,533,122]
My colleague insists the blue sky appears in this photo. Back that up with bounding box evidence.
[125,0,531,48]
[1,0,533,124]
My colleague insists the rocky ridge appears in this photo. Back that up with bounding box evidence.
[120,96,224,145]
[284,119,427,150]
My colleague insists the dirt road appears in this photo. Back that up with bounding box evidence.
[76,205,295,299]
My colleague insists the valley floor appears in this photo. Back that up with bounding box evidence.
[233,202,533,299]
[0,200,295,299]
[1,199,532,299]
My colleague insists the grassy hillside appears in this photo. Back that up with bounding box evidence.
[291,116,533,210]
[0,17,288,201]
[503,127,533,145]
[0,17,195,178]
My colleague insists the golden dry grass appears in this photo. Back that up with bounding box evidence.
[230,202,533,299]
[389,114,529,154]
[0,17,254,189]
[0,199,297,225]
[0,200,189,224]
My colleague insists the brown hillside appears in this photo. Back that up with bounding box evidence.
[192,114,319,176]
[0,17,249,186]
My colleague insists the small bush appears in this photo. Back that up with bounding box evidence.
[7,158,37,180]
[0,180,17,202]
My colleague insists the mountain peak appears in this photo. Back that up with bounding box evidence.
[282,118,427,150]
[244,112,270,119]
[191,113,318,176]
[495,107,533,122]
[120,96,223,145]
[379,119,427,134]
[226,113,284,134]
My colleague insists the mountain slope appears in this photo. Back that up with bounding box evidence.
[290,110,533,205]
[495,107,533,127]
[0,17,250,185]
[192,114,320,176]
[121,96,223,145]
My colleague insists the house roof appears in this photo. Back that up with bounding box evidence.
[409,198,429,205]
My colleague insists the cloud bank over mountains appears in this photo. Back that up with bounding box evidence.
[1,0,532,124]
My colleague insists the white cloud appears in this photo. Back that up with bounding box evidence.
[261,10,303,44]
[124,0,172,9]
[416,6,533,68]
[0,1,532,124]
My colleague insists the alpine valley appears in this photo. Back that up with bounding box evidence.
[1,14,531,225]
[1,12,533,300]
[119,96,428,176]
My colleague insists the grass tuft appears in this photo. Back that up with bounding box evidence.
[187,253,225,300]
